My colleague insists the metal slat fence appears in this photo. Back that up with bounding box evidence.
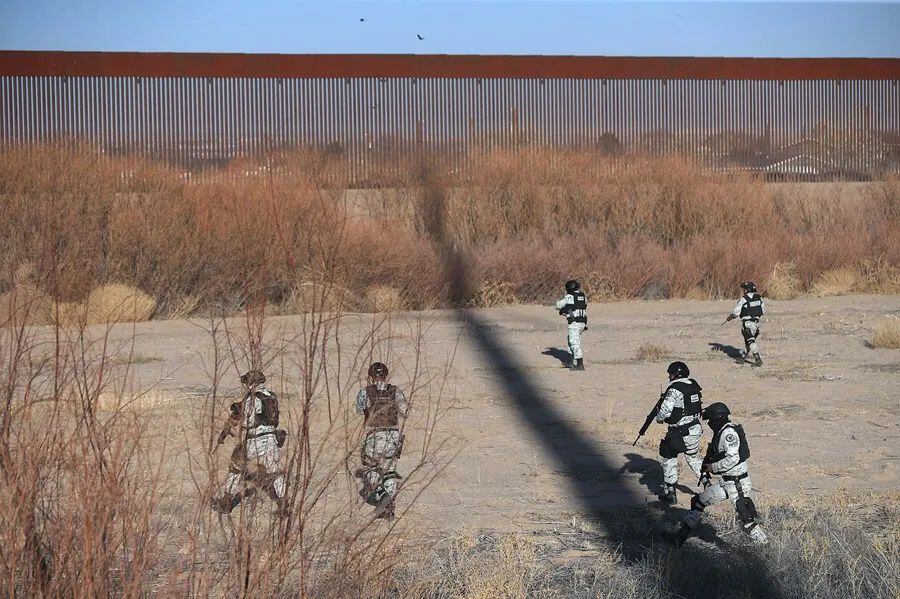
[1,52,898,180]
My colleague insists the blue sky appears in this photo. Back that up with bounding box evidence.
[1,1,898,57]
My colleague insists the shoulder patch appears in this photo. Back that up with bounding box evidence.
[725,433,738,443]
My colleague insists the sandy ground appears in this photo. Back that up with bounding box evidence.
[104,294,899,537]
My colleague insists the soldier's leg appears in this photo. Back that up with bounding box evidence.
[360,431,382,504]
[566,325,578,363]
[683,426,703,479]
[258,436,286,501]
[681,481,728,530]
[213,445,248,513]
[568,323,585,369]
[732,478,768,544]
[658,435,680,503]
[743,321,762,365]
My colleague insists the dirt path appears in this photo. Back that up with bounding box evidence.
[107,294,899,535]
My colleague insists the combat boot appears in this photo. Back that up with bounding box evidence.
[658,486,677,504]
[748,525,769,545]
[572,358,585,371]
[752,354,763,367]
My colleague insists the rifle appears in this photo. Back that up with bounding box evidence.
[632,392,666,446]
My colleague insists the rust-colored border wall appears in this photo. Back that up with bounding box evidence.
[1,51,899,80]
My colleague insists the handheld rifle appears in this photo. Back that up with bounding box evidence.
[632,392,666,446]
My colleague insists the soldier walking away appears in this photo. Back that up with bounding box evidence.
[555,280,588,370]
[212,370,288,517]
[652,361,704,504]
[356,362,409,520]
[726,281,765,367]
[678,402,768,545]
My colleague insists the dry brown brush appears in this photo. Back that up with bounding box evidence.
[0,144,897,316]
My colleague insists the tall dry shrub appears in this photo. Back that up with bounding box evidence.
[2,143,898,310]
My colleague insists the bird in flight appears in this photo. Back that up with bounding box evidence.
[417,34,424,40]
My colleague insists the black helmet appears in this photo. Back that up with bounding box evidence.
[740,281,757,293]
[667,361,690,379]
[240,369,266,386]
[565,280,580,294]
[701,402,731,422]
[368,362,389,378]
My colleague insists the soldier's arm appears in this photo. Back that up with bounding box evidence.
[731,297,746,318]
[709,428,742,473]
[218,401,243,444]
[760,298,766,316]
[654,388,679,423]
[395,388,410,419]
[355,388,368,415]
[555,294,573,311]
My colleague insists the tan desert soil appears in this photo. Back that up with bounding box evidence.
[102,294,898,536]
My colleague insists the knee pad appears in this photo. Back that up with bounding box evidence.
[690,495,707,512]
[735,497,759,524]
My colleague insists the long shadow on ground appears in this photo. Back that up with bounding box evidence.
[541,346,572,367]
[709,342,746,363]
[419,164,783,598]
[458,308,782,598]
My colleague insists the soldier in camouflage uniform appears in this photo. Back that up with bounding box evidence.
[555,280,588,370]
[355,362,409,520]
[726,281,765,367]
[212,370,288,517]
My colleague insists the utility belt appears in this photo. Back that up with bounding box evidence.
[741,317,760,323]
[723,472,749,498]
[722,472,748,482]
[668,419,700,436]
[247,429,287,447]
[366,426,400,433]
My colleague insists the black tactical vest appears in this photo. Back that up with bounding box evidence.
[566,292,588,325]
[706,423,750,465]
[664,379,702,425]
[253,390,280,428]
[739,293,763,320]
[364,384,399,428]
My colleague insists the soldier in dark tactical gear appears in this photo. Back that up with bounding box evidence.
[555,280,588,370]
[212,370,288,517]
[355,362,409,520]
[726,281,765,367]
[652,361,704,504]
[678,402,768,545]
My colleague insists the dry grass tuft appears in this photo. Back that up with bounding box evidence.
[634,343,671,361]
[89,284,157,324]
[52,284,156,326]
[285,280,358,314]
[471,280,519,308]
[767,262,803,300]
[95,389,178,412]
[869,316,900,349]
[858,258,900,294]
[366,285,405,312]
[682,286,713,300]
[0,283,53,325]
[812,267,861,297]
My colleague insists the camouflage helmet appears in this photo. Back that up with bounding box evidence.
[740,281,758,293]
[240,369,266,387]
[368,362,389,378]
[565,280,580,294]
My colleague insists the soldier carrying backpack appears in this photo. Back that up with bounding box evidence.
[212,370,288,517]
